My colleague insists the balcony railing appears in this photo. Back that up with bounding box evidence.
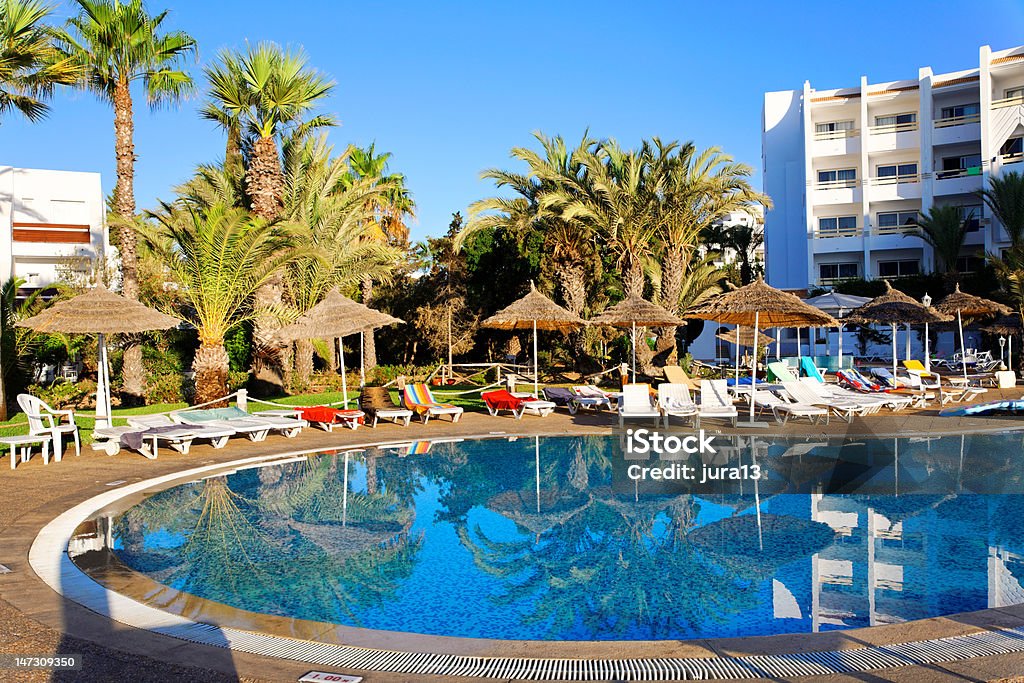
[868,121,919,135]
[874,224,917,236]
[1002,152,1024,164]
[871,173,920,186]
[814,225,862,239]
[818,277,859,286]
[935,167,983,180]
[814,178,858,190]
[993,95,1024,109]
[813,128,860,141]
[934,114,981,128]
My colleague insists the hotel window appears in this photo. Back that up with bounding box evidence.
[817,168,856,185]
[876,211,918,228]
[1005,87,1024,100]
[877,260,920,278]
[939,103,979,119]
[876,163,918,180]
[955,255,987,273]
[819,263,859,281]
[957,204,983,231]
[818,216,857,235]
[815,120,854,137]
[874,112,917,127]
[1001,137,1023,160]
[937,153,982,178]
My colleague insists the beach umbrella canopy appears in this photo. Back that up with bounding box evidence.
[715,326,774,349]
[844,281,951,380]
[591,295,685,382]
[684,277,839,426]
[482,282,586,396]
[803,291,871,317]
[16,286,181,428]
[934,284,1011,381]
[274,290,404,407]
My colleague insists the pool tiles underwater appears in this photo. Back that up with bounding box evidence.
[80,433,1024,642]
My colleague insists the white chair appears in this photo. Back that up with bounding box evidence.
[128,414,235,449]
[617,383,660,427]
[750,390,829,425]
[17,393,81,462]
[657,383,699,428]
[698,380,738,427]
[782,380,860,423]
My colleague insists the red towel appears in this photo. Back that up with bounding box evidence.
[481,389,524,411]
[295,406,364,425]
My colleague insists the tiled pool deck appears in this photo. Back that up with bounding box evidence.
[4,394,1024,682]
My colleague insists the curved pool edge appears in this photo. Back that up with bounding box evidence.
[26,435,1024,680]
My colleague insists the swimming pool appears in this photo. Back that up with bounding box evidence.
[86,433,1024,642]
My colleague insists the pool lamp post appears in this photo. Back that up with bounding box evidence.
[921,293,932,372]
[1000,335,1007,364]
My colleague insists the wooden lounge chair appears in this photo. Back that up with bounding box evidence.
[698,380,738,427]
[481,389,555,419]
[402,383,464,424]
[359,387,413,427]
[618,383,660,427]
[657,383,699,428]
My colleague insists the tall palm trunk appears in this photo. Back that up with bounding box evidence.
[248,135,287,392]
[193,340,230,406]
[112,79,145,403]
[294,339,314,389]
[361,275,377,370]
[559,261,587,363]
[622,258,654,371]
[654,246,685,367]
[224,124,243,173]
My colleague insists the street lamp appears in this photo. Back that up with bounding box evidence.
[922,293,933,372]
[1000,335,1007,363]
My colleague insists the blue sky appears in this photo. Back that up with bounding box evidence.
[3,0,1023,241]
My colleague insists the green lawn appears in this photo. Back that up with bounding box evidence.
[0,383,493,444]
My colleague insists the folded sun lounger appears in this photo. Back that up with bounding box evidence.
[482,389,555,419]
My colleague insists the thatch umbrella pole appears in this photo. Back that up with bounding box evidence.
[749,312,760,424]
[957,310,968,382]
[734,326,740,386]
[340,334,349,408]
[533,319,539,397]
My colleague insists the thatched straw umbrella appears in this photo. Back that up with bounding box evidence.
[934,284,1011,382]
[981,313,1023,370]
[590,295,685,382]
[274,290,404,407]
[714,327,774,349]
[16,286,181,427]
[481,282,586,397]
[685,277,839,427]
[843,281,950,381]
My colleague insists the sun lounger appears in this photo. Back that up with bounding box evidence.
[401,383,464,424]
[125,413,236,453]
[782,380,861,423]
[767,361,799,383]
[481,389,556,419]
[750,388,829,425]
[902,360,956,405]
[359,387,413,427]
[573,385,618,410]
[799,357,827,383]
[92,424,200,459]
[173,406,306,442]
[617,383,660,427]
[286,405,366,431]
[657,383,699,428]
[698,380,738,427]
[543,387,603,414]
[663,365,701,391]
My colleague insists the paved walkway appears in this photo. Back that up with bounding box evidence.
[2,397,1024,682]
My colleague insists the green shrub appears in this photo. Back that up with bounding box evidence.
[26,379,94,410]
[144,373,185,404]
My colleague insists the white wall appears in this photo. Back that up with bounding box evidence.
[763,89,808,290]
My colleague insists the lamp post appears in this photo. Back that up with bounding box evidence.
[922,293,933,372]
[1000,335,1006,364]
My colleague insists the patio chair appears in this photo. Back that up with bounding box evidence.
[172,406,307,442]
[781,380,860,423]
[17,393,80,461]
[481,389,556,419]
[663,365,701,391]
[657,383,699,428]
[750,389,829,425]
[617,383,660,427]
[359,387,413,427]
[402,383,464,424]
[698,380,738,427]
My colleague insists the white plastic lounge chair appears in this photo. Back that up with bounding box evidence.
[128,414,235,448]
[657,383,699,428]
[573,385,618,410]
[618,383,661,427]
[751,390,829,425]
[663,366,701,391]
[698,380,739,427]
[782,380,860,423]
[92,423,199,459]
[173,406,306,442]
[17,393,80,462]
[797,378,882,415]
[402,383,464,424]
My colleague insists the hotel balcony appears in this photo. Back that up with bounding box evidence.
[933,167,983,195]
[812,128,861,157]
[812,179,861,205]
[866,121,919,153]
[933,114,981,146]
[869,173,922,201]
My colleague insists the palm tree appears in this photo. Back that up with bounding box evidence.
[199,51,251,172]
[979,171,1024,248]
[0,277,44,419]
[139,204,296,403]
[0,0,78,123]
[56,0,197,400]
[346,143,415,370]
[907,204,971,284]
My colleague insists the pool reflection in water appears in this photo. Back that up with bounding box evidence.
[99,433,1024,641]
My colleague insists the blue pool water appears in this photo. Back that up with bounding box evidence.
[99,433,1024,641]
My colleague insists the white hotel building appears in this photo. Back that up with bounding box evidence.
[763,44,1024,291]
[0,166,107,293]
